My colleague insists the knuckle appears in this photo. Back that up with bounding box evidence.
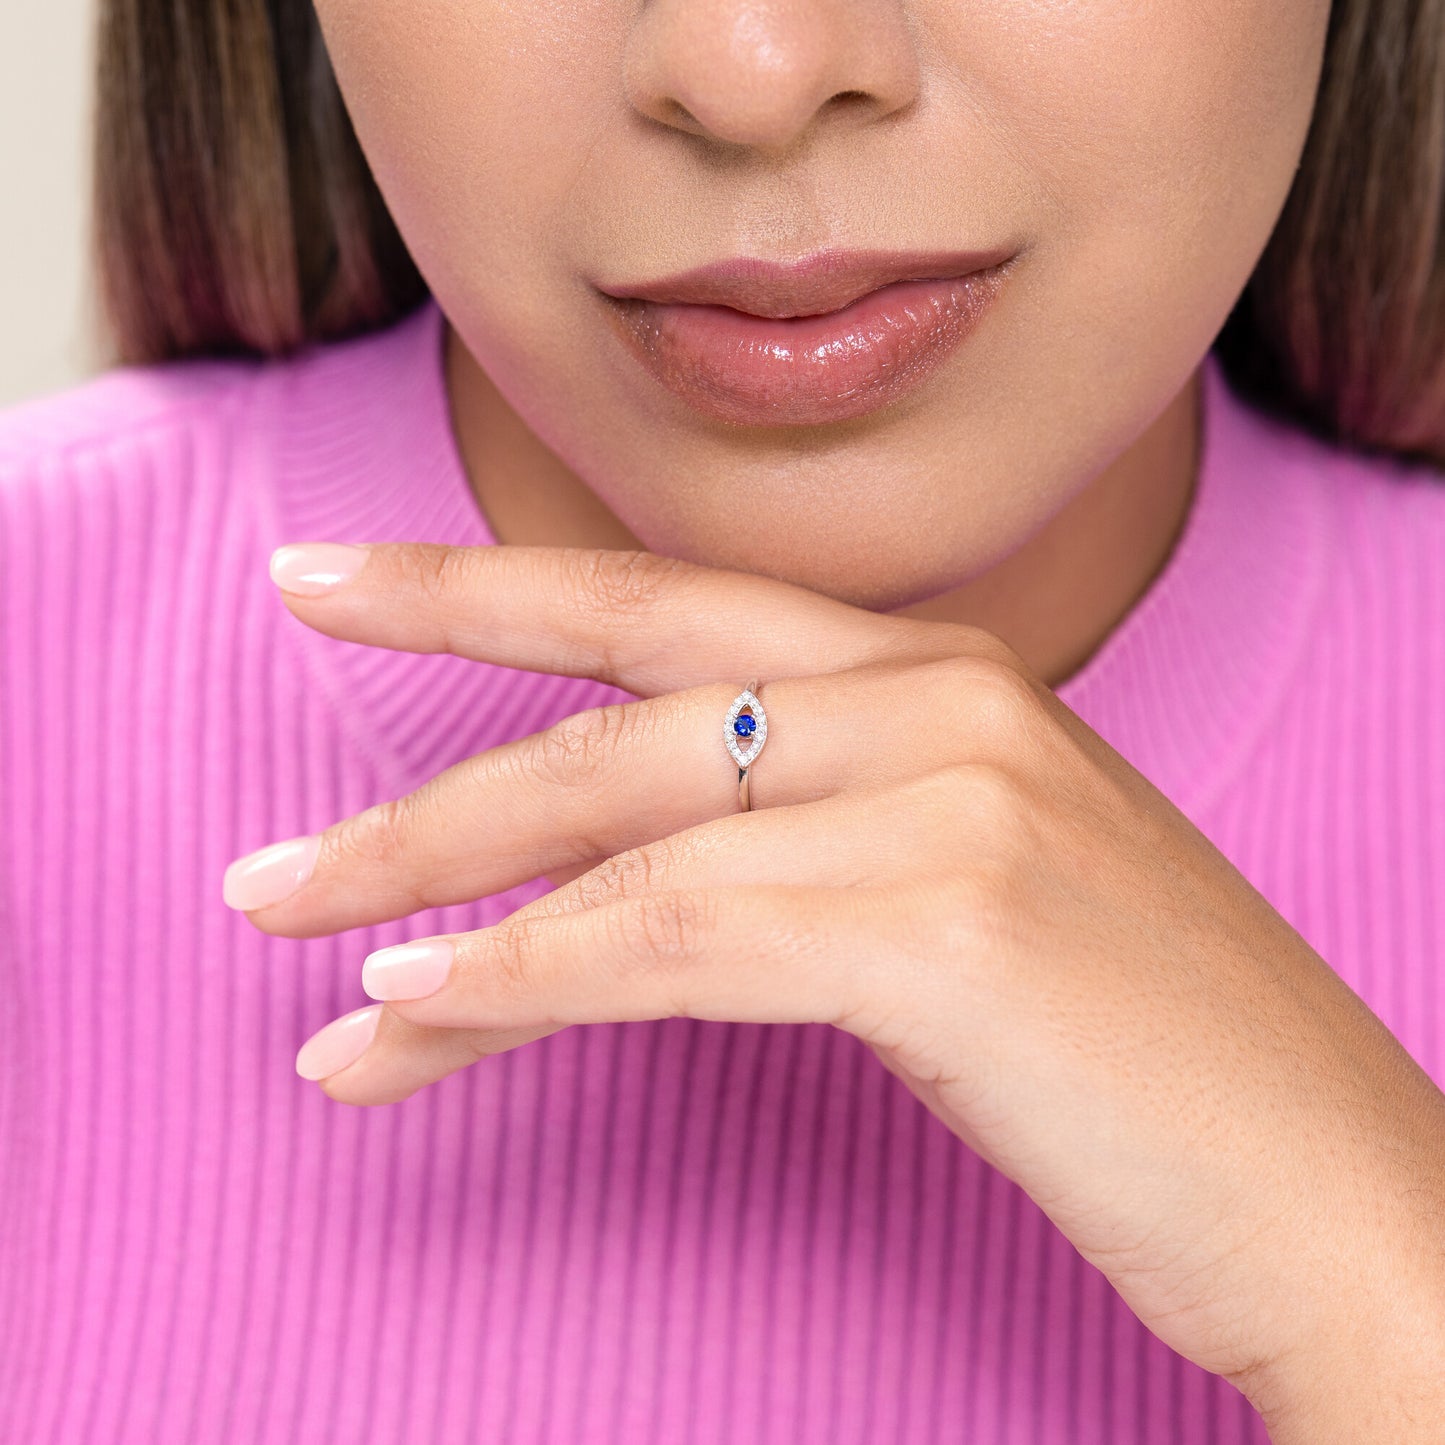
[533,702,627,792]
[852,874,979,1006]
[949,757,1028,821]
[960,625,1030,672]
[392,544,481,653]
[565,549,696,682]
[929,652,1049,751]
[608,889,714,975]
[399,542,467,606]
[571,548,691,625]
[959,759,1043,854]
[341,796,410,869]
[905,870,1001,980]
[932,759,1042,894]
[325,794,435,909]
[569,842,669,911]
[478,912,547,1006]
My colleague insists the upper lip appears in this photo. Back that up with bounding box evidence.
[595,245,1017,320]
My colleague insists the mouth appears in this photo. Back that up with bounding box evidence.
[594,244,1019,319]
[594,243,1023,427]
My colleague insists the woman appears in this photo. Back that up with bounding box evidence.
[1,0,1442,1440]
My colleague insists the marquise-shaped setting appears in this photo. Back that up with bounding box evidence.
[724,687,768,770]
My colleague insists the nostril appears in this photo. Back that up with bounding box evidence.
[665,98,702,130]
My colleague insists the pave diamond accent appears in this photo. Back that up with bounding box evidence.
[724,687,768,770]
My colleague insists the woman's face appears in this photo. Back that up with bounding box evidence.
[311,0,1329,610]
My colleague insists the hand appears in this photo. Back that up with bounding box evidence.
[230,540,1445,1423]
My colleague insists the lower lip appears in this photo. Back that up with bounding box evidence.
[599,262,1014,427]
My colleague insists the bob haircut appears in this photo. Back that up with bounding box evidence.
[93,0,1445,471]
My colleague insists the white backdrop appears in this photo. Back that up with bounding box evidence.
[1,4,102,408]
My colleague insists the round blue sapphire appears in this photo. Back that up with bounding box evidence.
[733,713,756,738]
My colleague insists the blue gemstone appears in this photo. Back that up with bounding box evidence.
[733,713,756,737]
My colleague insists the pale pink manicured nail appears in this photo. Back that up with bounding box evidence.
[295,1004,382,1081]
[269,542,371,595]
[361,939,456,1001]
[222,834,321,911]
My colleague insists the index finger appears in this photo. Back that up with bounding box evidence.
[267,541,991,695]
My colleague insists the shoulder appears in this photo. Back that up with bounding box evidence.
[1318,436,1445,542]
[0,303,435,500]
[0,302,443,650]
[1278,431,1445,799]
[0,352,263,479]
[1260,434,1445,1011]
[1301,434,1445,622]
[0,354,276,564]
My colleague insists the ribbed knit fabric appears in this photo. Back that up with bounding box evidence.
[1,296,1441,1445]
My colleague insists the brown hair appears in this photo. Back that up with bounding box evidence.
[93,0,1445,470]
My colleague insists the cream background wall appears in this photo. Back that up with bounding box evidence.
[1,5,103,408]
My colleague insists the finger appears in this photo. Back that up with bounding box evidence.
[294,1004,565,1107]
[225,654,1029,937]
[295,882,879,1105]
[268,541,997,694]
[359,883,877,1040]
[301,780,950,1105]
[511,771,959,926]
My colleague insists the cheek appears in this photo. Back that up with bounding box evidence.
[953,0,1329,238]
[916,0,1329,448]
[311,0,614,291]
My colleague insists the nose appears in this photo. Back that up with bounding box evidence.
[622,0,921,155]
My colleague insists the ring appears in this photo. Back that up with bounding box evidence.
[724,679,768,812]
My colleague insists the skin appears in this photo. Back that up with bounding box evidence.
[311,0,1330,689]
[230,0,1445,1432]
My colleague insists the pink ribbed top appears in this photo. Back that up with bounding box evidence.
[1,297,1441,1443]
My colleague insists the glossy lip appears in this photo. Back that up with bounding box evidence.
[595,245,1019,318]
[595,245,1022,427]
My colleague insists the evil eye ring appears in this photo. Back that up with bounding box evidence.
[723,679,768,813]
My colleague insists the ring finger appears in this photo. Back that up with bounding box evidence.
[225,652,1011,937]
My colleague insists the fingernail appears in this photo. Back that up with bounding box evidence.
[296,1004,383,1081]
[269,542,372,595]
[222,835,321,911]
[362,939,456,1001]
